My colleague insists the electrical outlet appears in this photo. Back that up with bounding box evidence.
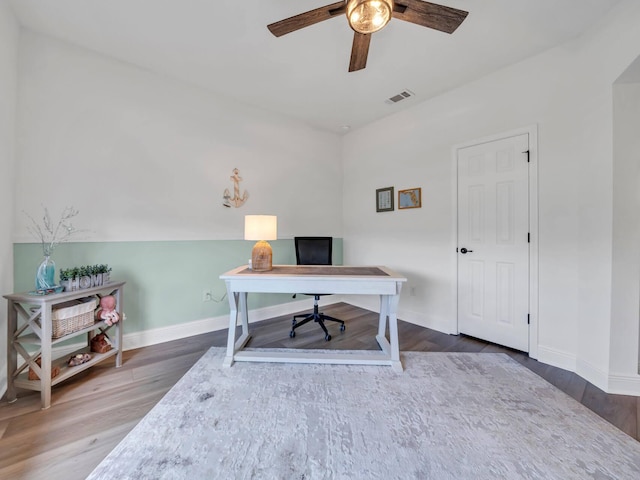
[202,289,213,302]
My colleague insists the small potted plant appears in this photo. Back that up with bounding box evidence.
[88,264,100,287]
[97,264,112,284]
[78,265,92,289]
[71,267,81,291]
[59,268,72,292]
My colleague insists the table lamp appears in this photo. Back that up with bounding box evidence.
[244,215,277,271]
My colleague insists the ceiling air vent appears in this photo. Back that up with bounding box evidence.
[385,89,415,105]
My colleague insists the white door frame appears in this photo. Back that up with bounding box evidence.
[451,125,539,358]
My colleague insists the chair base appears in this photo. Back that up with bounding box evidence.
[290,296,345,341]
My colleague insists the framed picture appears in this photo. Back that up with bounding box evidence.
[376,187,394,212]
[398,187,422,209]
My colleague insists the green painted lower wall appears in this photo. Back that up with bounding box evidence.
[14,239,343,335]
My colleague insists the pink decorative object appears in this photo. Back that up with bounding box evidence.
[96,295,120,326]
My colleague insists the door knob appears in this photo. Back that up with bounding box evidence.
[460,248,473,254]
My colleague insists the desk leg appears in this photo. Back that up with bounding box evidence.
[223,288,251,367]
[238,292,249,338]
[387,293,402,373]
[235,292,251,351]
[375,292,403,373]
[6,301,17,403]
[40,306,53,409]
[114,286,123,367]
[377,294,389,339]
[224,290,239,367]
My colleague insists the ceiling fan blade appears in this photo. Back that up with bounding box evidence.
[267,1,346,37]
[393,0,468,34]
[349,32,371,72]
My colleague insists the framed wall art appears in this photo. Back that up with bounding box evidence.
[398,187,422,209]
[376,187,394,212]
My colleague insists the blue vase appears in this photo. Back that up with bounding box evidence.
[35,256,56,290]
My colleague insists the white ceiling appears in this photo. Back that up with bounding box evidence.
[8,0,621,134]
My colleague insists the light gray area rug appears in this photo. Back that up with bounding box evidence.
[87,348,640,479]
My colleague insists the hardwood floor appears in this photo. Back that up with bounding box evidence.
[1,303,638,479]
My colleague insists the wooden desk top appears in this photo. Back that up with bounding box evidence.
[237,265,389,276]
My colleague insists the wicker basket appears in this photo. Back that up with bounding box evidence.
[51,298,98,338]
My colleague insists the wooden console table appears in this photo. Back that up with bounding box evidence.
[220,265,406,371]
[3,281,125,409]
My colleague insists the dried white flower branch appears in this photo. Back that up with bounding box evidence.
[24,206,84,256]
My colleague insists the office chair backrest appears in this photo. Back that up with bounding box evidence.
[295,237,332,266]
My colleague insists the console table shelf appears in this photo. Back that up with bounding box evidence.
[4,281,125,409]
[13,346,119,391]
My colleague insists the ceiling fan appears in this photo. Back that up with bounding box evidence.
[267,0,469,72]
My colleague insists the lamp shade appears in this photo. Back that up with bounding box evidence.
[347,0,393,34]
[245,215,277,271]
[244,215,277,241]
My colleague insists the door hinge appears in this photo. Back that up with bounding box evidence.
[527,314,530,325]
[523,150,530,162]
[528,232,530,243]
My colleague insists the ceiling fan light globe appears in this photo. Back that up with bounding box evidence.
[346,0,393,34]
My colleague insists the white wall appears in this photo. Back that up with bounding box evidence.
[8,2,640,396]
[6,30,344,394]
[0,0,18,397]
[14,31,343,243]
[611,79,640,388]
[342,1,640,393]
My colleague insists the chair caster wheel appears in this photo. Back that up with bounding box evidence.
[325,334,331,341]
[340,324,345,332]
[289,330,295,338]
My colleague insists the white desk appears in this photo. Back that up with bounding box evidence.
[219,265,407,372]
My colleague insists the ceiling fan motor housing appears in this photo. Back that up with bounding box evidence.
[346,0,394,34]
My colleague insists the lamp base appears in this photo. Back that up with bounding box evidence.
[251,240,273,271]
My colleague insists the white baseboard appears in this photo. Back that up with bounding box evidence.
[122,297,325,351]
[4,300,638,398]
[119,308,640,396]
[536,345,577,373]
[0,298,324,401]
[344,295,455,334]
[399,308,456,335]
[537,346,640,395]
[41,299,334,354]
[341,296,379,320]
[607,372,640,396]
[348,297,639,397]
[575,357,609,393]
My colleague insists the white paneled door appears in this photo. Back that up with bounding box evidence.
[457,133,530,352]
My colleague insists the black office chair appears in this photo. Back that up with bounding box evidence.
[290,237,345,341]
